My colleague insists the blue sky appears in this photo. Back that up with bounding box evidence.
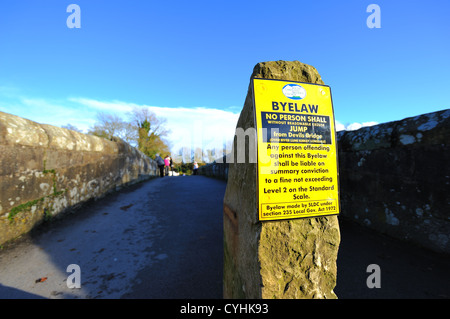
[0,0,449,153]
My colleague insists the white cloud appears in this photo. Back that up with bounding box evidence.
[146,106,240,152]
[2,91,382,161]
[0,88,242,158]
[346,122,363,131]
[335,120,347,132]
[66,97,240,155]
[68,97,136,113]
[0,96,96,132]
[1,94,241,161]
[362,121,379,127]
[335,120,378,131]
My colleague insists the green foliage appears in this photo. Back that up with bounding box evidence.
[43,208,53,222]
[86,107,171,159]
[172,162,206,175]
[8,198,44,221]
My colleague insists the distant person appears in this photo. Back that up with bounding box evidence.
[155,154,165,177]
[193,161,199,175]
[164,155,171,176]
[170,156,173,175]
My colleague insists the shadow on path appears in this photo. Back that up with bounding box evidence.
[336,218,450,299]
[2,174,449,299]
[0,176,225,299]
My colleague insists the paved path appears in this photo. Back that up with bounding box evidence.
[0,176,224,299]
[0,175,449,299]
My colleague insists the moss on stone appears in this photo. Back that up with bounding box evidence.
[8,197,45,221]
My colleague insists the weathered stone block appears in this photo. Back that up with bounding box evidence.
[0,111,158,246]
[338,109,450,254]
[223,61,340,299]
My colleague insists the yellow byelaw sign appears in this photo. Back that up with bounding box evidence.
[253,78,340,221]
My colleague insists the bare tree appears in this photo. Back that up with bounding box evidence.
[128,107,169,138]
[88,112,127,141]
[127,107,171,157]
[87,108,171,157]
[61,123,82,132]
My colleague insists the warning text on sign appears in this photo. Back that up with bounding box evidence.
[253,78,340,221]
[261,112,332,144]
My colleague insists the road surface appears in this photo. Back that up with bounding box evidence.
[0,175,449,299]
[0,175,224,299]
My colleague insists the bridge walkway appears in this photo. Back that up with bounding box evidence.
[0,176,448,299]
[0,175,224,299]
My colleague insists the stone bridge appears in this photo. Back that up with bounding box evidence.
[0,108,449,299]
[200,108,450,256]
[0,61,449,300]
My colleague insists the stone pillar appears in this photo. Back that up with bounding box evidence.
[223,61,341,299]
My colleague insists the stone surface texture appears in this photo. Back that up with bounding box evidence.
[337,109,450,254]
[201,65,449,256]
[223,60,341,299]
[0,111,158,246]
[204,108,450,255]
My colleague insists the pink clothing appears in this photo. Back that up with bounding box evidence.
[164,158,170,166]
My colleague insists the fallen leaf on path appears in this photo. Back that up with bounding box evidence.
[35,277,48,283]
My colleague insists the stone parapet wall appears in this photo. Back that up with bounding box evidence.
[0,111,158,245]
[338,109,450,254]
[199,104,450,255]
[201,108,450,254]
[197,156,229,180]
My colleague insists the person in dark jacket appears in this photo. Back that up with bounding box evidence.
[155,154,165,177]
